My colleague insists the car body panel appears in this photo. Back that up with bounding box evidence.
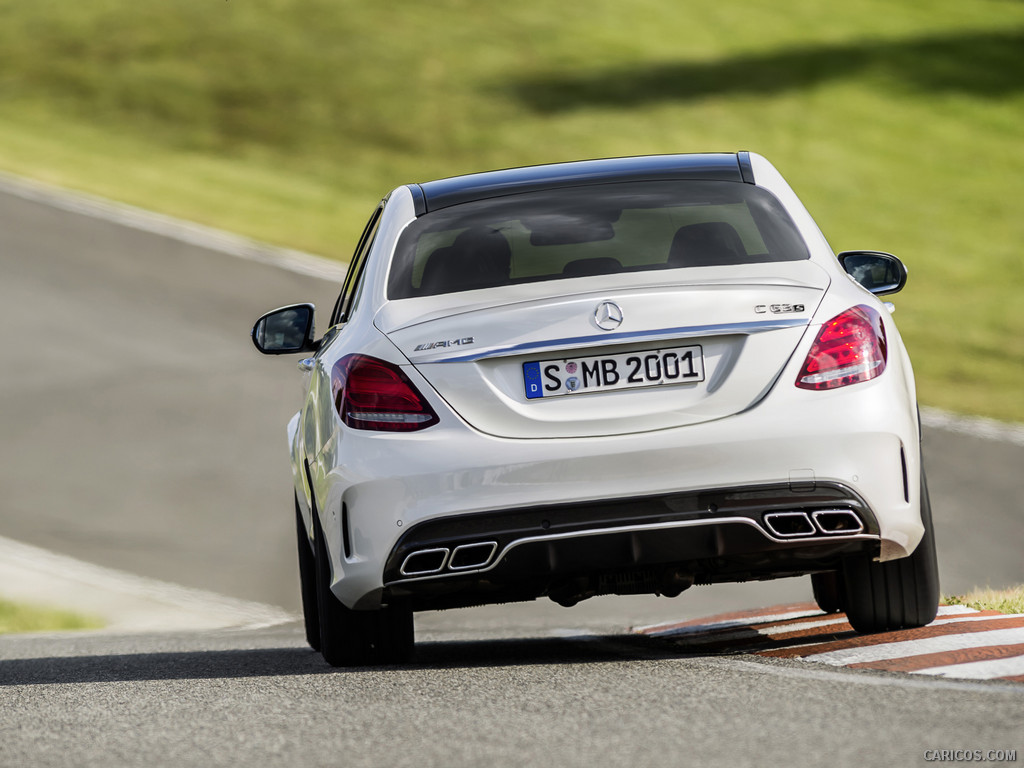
[380,264,829,438]
[276,153,923,612]
[298,365,921,609]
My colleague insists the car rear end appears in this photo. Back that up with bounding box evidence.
[313,155,922,613]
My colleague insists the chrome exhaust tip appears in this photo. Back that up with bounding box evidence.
[811,509,864,535]
[763,511,816,538]
[448,541,498,571]
[400,548,449,576]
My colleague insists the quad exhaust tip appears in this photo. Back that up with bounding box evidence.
[400,541,498,577]
[449,541,498,571]
[400,547,449,576]
[763,509,864,538]
[811,509,864,534]
[763,512,816,538]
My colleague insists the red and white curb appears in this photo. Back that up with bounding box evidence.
[637,603,1024,683]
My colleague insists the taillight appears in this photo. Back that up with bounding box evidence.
[796,305,887,390]
[332,354,439,431]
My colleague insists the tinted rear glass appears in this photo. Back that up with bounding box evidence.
[388,180,809,299]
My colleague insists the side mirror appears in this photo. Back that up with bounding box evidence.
[837,251,908,296]
[251,303,318,355]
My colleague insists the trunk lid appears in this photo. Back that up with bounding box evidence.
[377,263,829,438]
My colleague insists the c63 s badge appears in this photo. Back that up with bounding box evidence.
[755,303,805,314]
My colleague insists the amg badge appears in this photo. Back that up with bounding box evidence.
[414,337,475,352]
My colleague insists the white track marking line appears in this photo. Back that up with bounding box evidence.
[735,615,849,636]
[674,616,851,645]
[0,535,296,633]
[722,658,1024,694]
[0,171,349,282]
[763,614,1023,656]
[641,604,980,638]
[755,608,1006,637]
[654,610,1004,647]
[915,655,1024,679]
[920,405,1024,447]
[936,604,984,616]
[804,628,1024,665]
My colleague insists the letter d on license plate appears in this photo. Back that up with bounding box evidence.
[523,345,704,399]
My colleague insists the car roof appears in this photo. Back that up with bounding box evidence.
[408,152,754,215]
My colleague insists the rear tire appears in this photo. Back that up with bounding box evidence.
[842,473,940,633]
[314,513,373,666]
[312,512,415,666]
[294,495,320,651]
[811,571,845,614]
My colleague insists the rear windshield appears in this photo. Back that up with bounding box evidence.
[388,180,809,299]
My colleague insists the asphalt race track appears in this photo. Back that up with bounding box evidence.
[1,178,1021,767]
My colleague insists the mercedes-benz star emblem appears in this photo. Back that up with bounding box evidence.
[594,301,624,331]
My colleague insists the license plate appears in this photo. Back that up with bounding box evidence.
[523,345,705,399]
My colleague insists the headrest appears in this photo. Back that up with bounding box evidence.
[668,222,745,267]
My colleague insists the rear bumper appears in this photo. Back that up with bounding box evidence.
[382,482,879,611]
[304,366,921,610]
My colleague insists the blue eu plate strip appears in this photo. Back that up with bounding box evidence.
[523,361,544,399]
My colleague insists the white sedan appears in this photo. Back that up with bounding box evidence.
[253,152,939,666]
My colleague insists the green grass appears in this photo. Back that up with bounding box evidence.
[944,585,1024,615]
[0,0,1022,421]
[0,599,103,634]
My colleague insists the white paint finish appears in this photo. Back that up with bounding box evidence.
[314,405,923,607]
[391,281,823,438]
[915,655,1024,679]
[747,152,838,260]
[806,627,1024,665]
[292,156,929,607]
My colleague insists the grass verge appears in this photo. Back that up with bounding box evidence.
[0,0,1022,421]
[943,586,1024,615]
[0,599,104,635]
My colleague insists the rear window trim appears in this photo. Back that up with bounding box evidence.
[387,180,810,301]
